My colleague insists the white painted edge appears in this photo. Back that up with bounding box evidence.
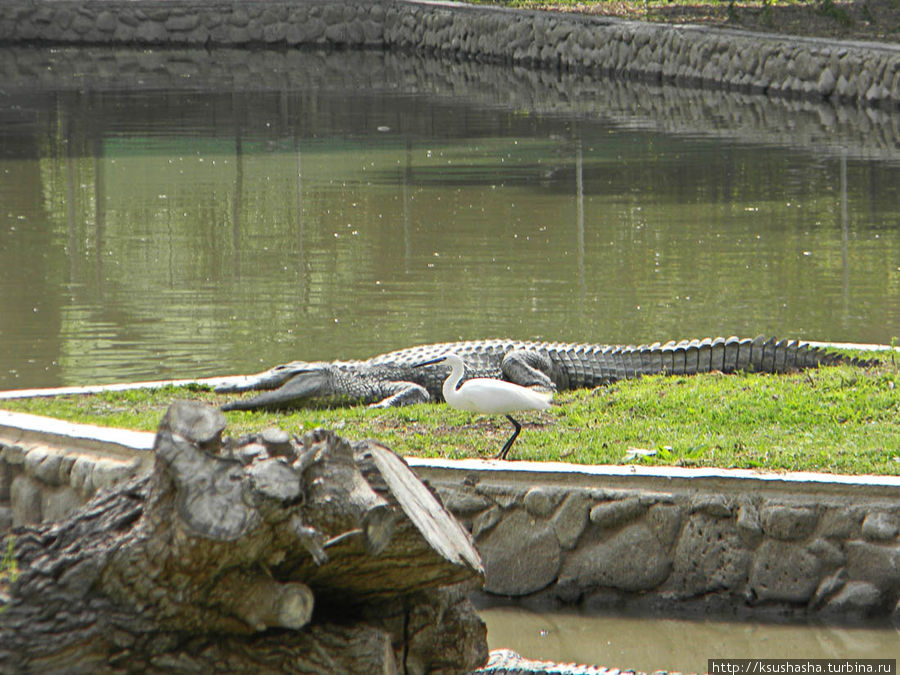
[0,409,155,452]
[0,375,252,400]
[405,456,900,489]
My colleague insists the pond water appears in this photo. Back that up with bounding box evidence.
[1,48,898,390]
[478,604,900,673]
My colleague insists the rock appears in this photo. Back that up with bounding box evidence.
[760,505,818,541]
[41,487,84,523]
[807,538,845,567]
[690,494,732,518]
[748,540,822,603]
[134,20,167,43]
[1,444,25,466]
[819,507,861,539]
[588,496,647,529]
[10,475,42,527]
[522,486,560,518]
[821,581,883,616]
[810,569,848,609]
[845,540,900,589]
[736,503,763,548]
[558,522,671,593]
[69,456,95,499]
[861,512,898,541]
[0,460,11,502]
[439,487,492,517]
[550,491,591,549]
[472,505,502,539]
[91,458,139,492]
[479,509,561,596]
[665,513,750,598]
[26,447,65,487]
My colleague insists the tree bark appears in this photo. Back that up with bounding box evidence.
[0,401,487,674]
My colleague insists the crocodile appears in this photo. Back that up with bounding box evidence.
[471,648,649,674]
[217,335,868,412]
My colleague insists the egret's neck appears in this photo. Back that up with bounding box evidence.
[442,359,465,403]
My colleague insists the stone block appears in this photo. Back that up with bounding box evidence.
[0,459,11,501]
[551,491,591,549]
[846,540,900,589]
[690,493,731,518]
[25,446,63,487]
[819,507,860,539]
[522,486,560,518]
[736,503,763,548]
[166,14,200,32]
[11,474,42,527]
[862,512,898,541]
[816,67,837,96]
[821,581,883,617]
[91,458,138,492]
[135,20,167,43]
[69,456,96,499]
[558,521,672,593]
[96,10,116,32]
[665,512,750,598]
[479,509,561,596]
[42,486,84,523]
[440,487,492,517]
[2,444,25,466]
[472,505,502,539]
[0,506,11,532]
[810,569,847,609]
[760,504,818,541]
[749,540,822,603]
[589,496,647,529]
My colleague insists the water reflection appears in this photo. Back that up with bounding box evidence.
[478,605,900,673]
[0,47,898,389]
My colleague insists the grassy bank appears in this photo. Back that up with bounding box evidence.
[3,352,898,475]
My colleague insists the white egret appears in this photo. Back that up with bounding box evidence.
[415,353,553,460]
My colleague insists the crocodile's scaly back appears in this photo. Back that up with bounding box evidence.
[360,335,865,390]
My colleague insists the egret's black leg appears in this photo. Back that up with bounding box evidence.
[496,415,522,460]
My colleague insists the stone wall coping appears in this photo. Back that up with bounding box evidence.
[407,457,900,499]
[0,375,259,401]
[0,409,155,457]
[402,0,900,55]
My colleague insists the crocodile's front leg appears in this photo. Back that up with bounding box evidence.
[368,381,432,408]
[500,350,557,391]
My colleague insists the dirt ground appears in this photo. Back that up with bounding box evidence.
[538,0,900,43]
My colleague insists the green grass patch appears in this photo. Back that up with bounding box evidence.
[2,350,898,475]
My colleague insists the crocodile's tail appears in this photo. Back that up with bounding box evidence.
[589,335,873,385]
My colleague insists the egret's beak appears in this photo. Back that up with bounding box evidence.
[413,357,446,368]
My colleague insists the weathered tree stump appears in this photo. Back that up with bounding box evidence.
[0,401,487,674]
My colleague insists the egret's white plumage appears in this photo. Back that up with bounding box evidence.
[416,353,552,460]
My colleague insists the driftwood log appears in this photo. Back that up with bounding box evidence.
[0,401,487,674]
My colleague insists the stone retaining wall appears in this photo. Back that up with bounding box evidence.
[2,413,899,624]
[2,46,899,165]
[0,0,898,108]
[413,461,900,624]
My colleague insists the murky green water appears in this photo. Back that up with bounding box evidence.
[479,605,900,673]
[1,48,898,389]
